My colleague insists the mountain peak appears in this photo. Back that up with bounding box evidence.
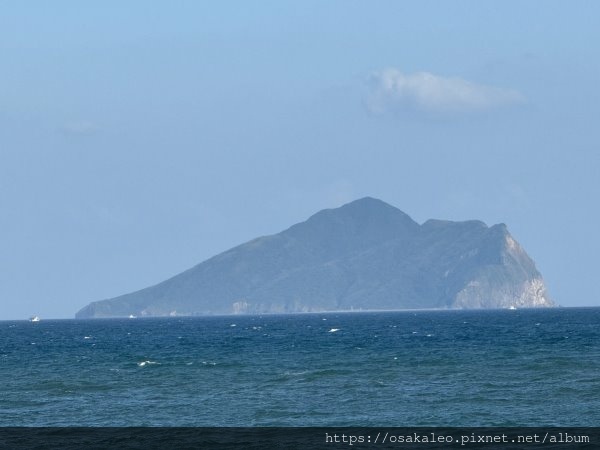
[343,196,393,208]
[339,196,408,214]
[303,196,416,226]
[283,197,419,252]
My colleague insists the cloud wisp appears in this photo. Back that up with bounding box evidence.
[59,120,100,136]
[366,69,524,116]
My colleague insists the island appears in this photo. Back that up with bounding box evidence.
[76,197,554,318]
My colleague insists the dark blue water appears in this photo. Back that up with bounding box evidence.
[1,308,599,426]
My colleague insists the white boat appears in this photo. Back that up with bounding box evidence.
[29,316,41,322]
[128,314,137,319]
[508,305,517,310]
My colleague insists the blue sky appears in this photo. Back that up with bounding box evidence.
[2,1,599,318]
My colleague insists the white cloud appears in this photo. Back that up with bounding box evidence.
[366,69,524,115]
[60,120,99,135]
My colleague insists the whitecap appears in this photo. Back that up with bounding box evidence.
[328,328,340,333]
[230,324,236,327]
[284,370,308,376]
[137,360,160,367]
[84,336,92,340]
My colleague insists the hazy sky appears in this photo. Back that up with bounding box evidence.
[2,1,599,319]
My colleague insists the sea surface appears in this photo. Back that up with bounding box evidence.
[1,308,599,426]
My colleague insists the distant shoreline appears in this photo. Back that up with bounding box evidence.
[5,305,600,322]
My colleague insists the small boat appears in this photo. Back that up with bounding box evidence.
[508,305,517,310]
[29,316,41,322]
[128,314,137,319]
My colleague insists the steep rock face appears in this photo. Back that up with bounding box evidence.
[76,197,554,318]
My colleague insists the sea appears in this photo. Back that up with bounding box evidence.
[1,308,599,427]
